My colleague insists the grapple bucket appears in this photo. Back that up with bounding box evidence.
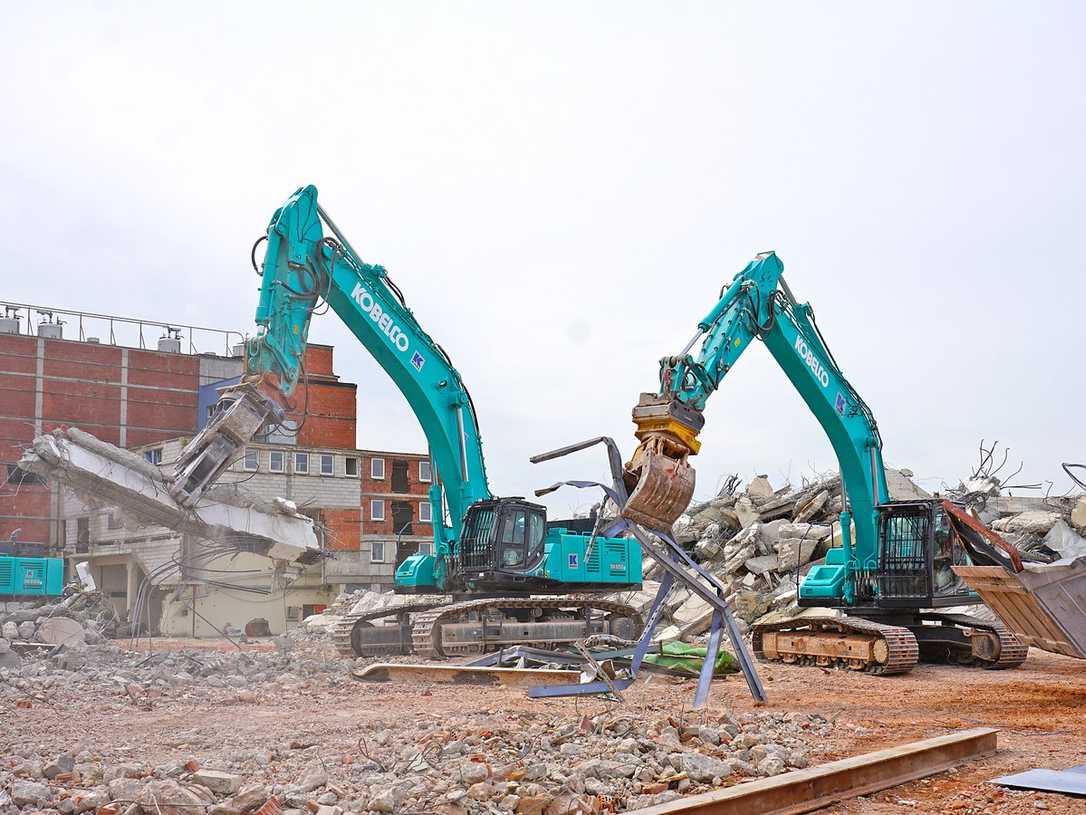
[621,449,695,531]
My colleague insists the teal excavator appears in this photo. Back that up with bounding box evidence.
[169,186,643,659]
[619,252,1028,674]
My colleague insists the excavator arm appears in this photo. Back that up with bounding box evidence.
[624,252,889,590]
[171,186,492,560]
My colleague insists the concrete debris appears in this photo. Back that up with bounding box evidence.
[1072,497,1086,531]
[0,629,831,815]
[19,427,321,564]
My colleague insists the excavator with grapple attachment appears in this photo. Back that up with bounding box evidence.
[169,185,644,659]
[621,251,1028,675]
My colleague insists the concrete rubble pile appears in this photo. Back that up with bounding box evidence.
[0,630,346,697]
[0,692,831,815]
[950,476,1086,565]
[0,591,120,670]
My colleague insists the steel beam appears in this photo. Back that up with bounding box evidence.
[627,728,999,815]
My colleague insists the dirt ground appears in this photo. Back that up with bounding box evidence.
[5,643,1084,815]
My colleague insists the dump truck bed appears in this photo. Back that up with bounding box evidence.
[954,558,1086,660]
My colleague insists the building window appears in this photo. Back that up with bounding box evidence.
[371,457,385,479]
[295,452,309,474]
[345,457,359,477]
[370,499,385,521]
[243,449,258,471]
[269,451,284,473]
[76,517,90,553]
[419,501,432,523]
[107,512,123,531]
[392,459,409,493]
[418,541,433,556]
[419,460,432,483]
[371,541,386,562]
[320,454,334,476]
[144,448,163,465]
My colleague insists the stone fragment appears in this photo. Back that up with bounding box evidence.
[733,591,772,624]
[107,777,144,803]
[370,789,396,813]
[515,796,552,815]
[734,496,760,528]
[680,752,733,783]
[12,780,52,807]
[18,619,36,639]
[776,539,819,572]
[295,766,328,793]
[459,761,489,785]
[1072,497,1086,531]
[139,779,209,815]
[743,554,778,575]
[45,753,76,778]
[194,769,244,795]
[36,616,85,646]
[776,522,831,540]
[994,511,1062,535]
[746,476,774,499]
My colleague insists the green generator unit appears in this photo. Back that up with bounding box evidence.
[0,555,65,600]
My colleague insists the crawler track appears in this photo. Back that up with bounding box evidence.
[751,614,919,675]
[410,597,644,659]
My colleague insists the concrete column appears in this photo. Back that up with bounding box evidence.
[119,349,129,447]
[125,559,138,614]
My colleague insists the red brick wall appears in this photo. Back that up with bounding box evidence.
[126,350,199,446]
[292,381,357,449]
[303,345,335,376]
[361,452,435,537]
[321,507,363,551]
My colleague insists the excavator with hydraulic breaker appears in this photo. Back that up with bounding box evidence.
[170,185,643,659]
[623,251,1027,675]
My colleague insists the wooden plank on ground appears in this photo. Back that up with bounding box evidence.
[351,663,581,687]
[628,727,999,815]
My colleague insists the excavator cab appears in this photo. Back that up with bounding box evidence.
[458,498,547,578]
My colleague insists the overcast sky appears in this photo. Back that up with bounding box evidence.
[2,2,1083,517]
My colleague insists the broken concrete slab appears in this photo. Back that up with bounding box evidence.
[1073,497,1086,531]
[20,429,320,563]
[776,539,819,572]
[993,511,1063,536]
[35,617,85,647]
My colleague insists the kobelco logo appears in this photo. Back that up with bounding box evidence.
[352,283,410,353]
[794,336,830,389]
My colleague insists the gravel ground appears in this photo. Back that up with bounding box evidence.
[1,637,1084,815]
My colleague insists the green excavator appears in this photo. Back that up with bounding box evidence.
[169,185,645,659]
[619,251,1028,675]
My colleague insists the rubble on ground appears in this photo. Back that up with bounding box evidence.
[0,680,830,815]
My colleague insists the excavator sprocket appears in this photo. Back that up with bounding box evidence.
[409,597,644,660]
[916,612,1029,670]
[751,614,919,675]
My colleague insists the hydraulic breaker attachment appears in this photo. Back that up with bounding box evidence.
[169,382,283,507]
[621,394,702,530]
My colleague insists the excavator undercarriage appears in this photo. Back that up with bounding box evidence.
[751,612,1027,675]
[332,597,643,660]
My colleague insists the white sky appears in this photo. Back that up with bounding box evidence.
[2,3,1083,518]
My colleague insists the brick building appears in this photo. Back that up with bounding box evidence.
[357,449,435,590]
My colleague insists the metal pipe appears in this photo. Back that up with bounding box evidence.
[455,405,469,482]
[679,329,704,357]
[316,204,366,270]
[778,273,799,305]
[870,446,879,507]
